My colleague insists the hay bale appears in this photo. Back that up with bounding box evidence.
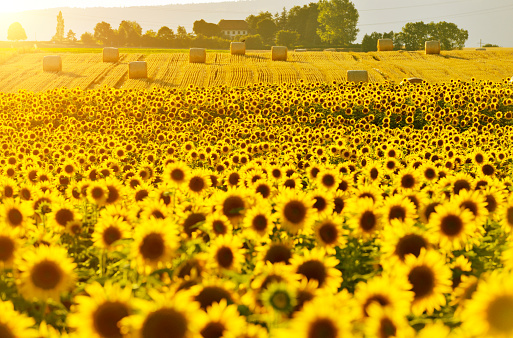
[400,77,424,85]
[347,70,368,83]
[425,41,441,54]
[190,48,207,63]
[377,39,393,51]
[324,48,336,52]
[476,48,486,51]
[103,47,119,62]
[294,49,307,52]
[230,42,245,55]
[43,55,62,72]
[129,61,147,79]
[272,46,288,61]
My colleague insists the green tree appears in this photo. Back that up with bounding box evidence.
[80,32,96,45]
[157,26,174,47]
[66,29,77,43]
[244,34,265,49]
[257,19,277,44]
[361,31,395,52]
[287,3,321,46]
[275,30,300,48]
[428,21,468,50]
[118,21,142,47]
[317,0,359,46]
[176,26,188,39]
[94,21,115,46]
[193,19,221,38]
[274,8,288,31]
[7,22,27,42]
[246,11,274,34]
[398,21,429,51]
[52,11,65,42]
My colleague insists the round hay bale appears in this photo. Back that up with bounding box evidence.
[103,47,119,62]
[294,48,307,52]
[377,39,393,51]
[190,48,207,63]
[400,77,424,85]
[476,48,486,51]
[347,70,368,83]
[43,55,62,72]
[129,61,147,79]
[324,48,336,52]
[425,41,441,54]
[230,42,245,55]
[272,46,288,61]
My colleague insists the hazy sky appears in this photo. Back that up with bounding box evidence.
[0,0,511,47]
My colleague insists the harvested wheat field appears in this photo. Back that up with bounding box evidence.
[0,48,512,92]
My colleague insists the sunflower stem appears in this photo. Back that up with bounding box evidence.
[39,299,47,324]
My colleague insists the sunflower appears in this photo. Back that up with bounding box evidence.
[498,194,513,236]
[92,215,132,251]
[17,245,77,301]
[131,218,179,274]
[121,289,204,338]
[353,184,384,205]
[315,168,340,191]
[450,274,479,314]
[0,226,21,270]
[380,219,432,268]
[354,274,414,320]
[198,299,246,338]
[398,248,452,315]
[132,181,153,203]
[242,203,276,240]
[0,199,32,230]
[163,161,190,187]
[461,271,513,338]
[380,194,417,227]
[212,187,251,227]
[395,167,421,192]
[452,189,489,226]
[290,248,342,293]
[19,183,36,202]
[277,293,354,338]
[310,188,335,219]
[186,169,212,196]
[278,173,302,190]
[416,321,455,338]
[188,277,238,311]
[0,300,37,337]
[479,185,506,221]
[362,160,383,186]
[427,201,478,251]
[103,177,126,205]
[87,181,109,206]
[260,281,297,316]
[47,202,80,231]
[203,212,233,238]
[68,281,133,338]
[275,189,316,235]
[363,303,415,338]
[346,197,383,238]
[254,240,294,266]
[138,198,170,220]
[207,235,245,273]
[312,216,346,254]
[0,177,17,199]
[250,180,274,200]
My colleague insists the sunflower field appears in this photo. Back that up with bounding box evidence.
[1,76,513,337]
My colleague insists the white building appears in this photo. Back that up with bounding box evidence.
[218,20,249,40]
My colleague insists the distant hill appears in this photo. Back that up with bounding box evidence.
[0,0,312,42]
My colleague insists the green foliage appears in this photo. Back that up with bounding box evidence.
[193,19,221,38]
[118,21,143,47]
[66,30,77,43]
[256,19,278,45]
[483,43,499,47]
[7,22,27,42]
[275,30,300,48]
[80,32,96,45]
[361,31,396,52]
[93,22,115,46]
[428,21,468,50]
[246,11,274,34]
[52,11,65,43]
[243,34,265,50]
[399,21,468,51]
[286,3,321,47]
[317,0,359,46]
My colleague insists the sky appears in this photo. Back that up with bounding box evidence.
[0,0,512,47]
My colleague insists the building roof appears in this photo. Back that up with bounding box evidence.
[218,20,249,31]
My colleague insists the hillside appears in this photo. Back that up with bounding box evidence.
[0,48,512,93]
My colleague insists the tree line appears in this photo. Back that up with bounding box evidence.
[6,0,471,51]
